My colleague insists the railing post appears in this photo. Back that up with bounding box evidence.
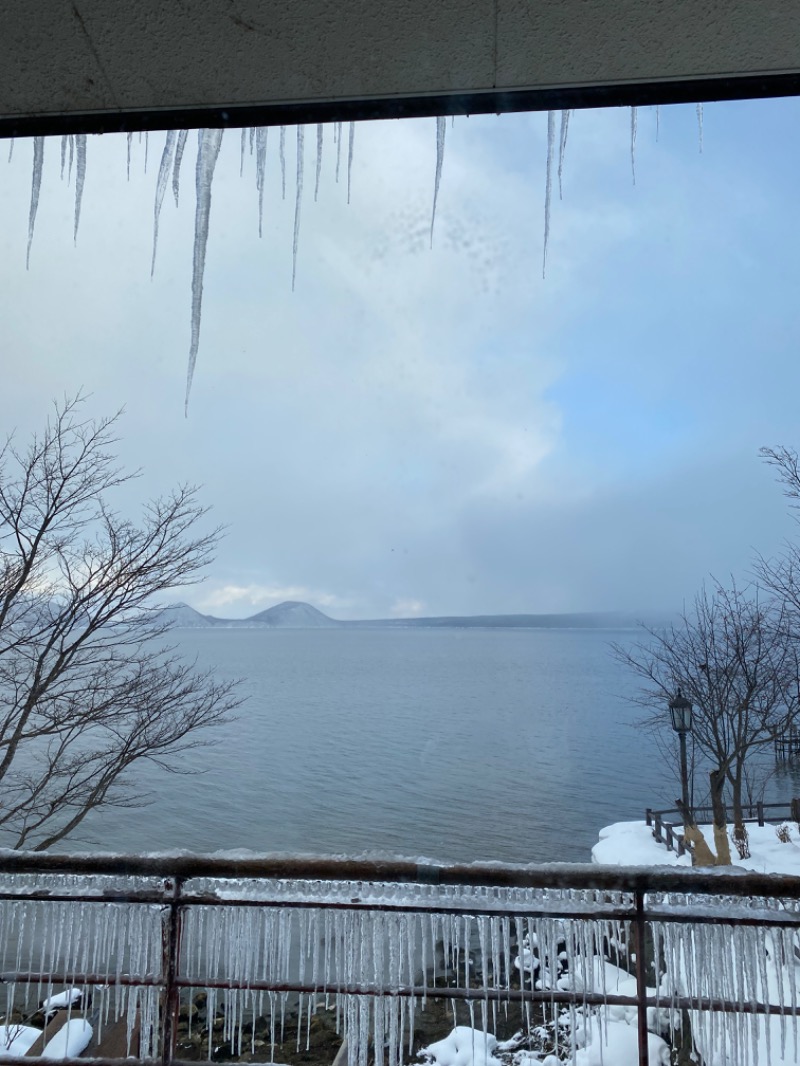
[758,801,765,827]
[654,814,662,843]
[634,889,649,1066]
[665,823,673,852]
[645,808,652,827]
[161,876,185,1066]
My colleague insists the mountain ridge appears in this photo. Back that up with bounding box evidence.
[161,601,666,630]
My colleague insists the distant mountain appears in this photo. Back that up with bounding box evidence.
[247,601,340,628]
[163,601,664,630]
[159,603,215,628]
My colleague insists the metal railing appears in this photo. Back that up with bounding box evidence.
[0,853,798,1066]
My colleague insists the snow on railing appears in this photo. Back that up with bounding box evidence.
[0,854,798,1066]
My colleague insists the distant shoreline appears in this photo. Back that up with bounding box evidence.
[163,600,673,631]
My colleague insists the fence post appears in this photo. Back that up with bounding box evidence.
[634,889,649,1066]
[665,823,673,851]
[161,877,184,1066]
[757,801,765,827]
[645,808,652,827]
[654,814,662,843]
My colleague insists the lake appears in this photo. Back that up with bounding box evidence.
[74,627,798,863]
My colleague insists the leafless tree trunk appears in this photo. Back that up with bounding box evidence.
[0,396,240,849]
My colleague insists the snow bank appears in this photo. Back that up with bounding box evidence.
[42,988,81,1011]
[593,819,800,875]
[41,1019,92,1059]
[0,1025,43,1057]
[420,1027,504,1066]
[574,1018,670,1066]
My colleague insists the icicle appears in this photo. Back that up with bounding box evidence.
[126,132,132,179]
[557,109,570,199]
[696,102,704,152]
[335,121,343,182]
[7,138,13,163]
[60,135,68,179]
[347,122,355,205]
[74,134,87,242]
[68,134,75,184]
[240,127,247,177]
[152,131,176,275]
[430,116,446,247]
[185,129,224,412]
[279,126,287,199]
[542,111,555,279]
[144,131,150,172]
[630,106,638,185]
[26,136,44,269]
[292,126,304,289]
[256,128,267,237]
[172,129,188,207]
[315,123,323,202]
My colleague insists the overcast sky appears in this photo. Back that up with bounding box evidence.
[2,99,799,619]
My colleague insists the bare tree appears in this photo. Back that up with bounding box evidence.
[0,396,239,850]
[614,582,799,864]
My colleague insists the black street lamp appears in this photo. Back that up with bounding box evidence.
[669,688,693,822]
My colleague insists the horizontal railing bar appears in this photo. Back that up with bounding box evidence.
[1,970,795,1019]
[0,889,796,927]
[168,981,800,1018]
[1,853,799,899]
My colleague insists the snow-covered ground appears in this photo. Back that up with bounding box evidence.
[592,818,800,874]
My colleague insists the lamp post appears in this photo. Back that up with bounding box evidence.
[669,688,693,823]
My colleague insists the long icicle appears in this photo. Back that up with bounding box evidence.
[152,131,177,275]
[185,129,224,413]
[26,136,44,269]
[347,122,355,205]
[172,129,188,207]
[315,124,323,202]
[256,128,267,237]
[430,116,446,247]
[630,106,638,184]
[557,110,571,200]
[292,126,304,290]
[74,134,87,242]
[7,138,13,163]
[696,102,704,152]
[542,111,555,279]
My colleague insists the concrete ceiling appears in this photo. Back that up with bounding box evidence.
[3,1,800,137]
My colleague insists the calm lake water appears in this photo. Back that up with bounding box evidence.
[74,627,800,863]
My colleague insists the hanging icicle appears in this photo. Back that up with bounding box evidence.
[185,129,224,413]
[151,131,177,275]
[60,135,68,180]
[292,126,305,290]
[126,132,133,180]
[26,136,44,269]
[68,134,75,185]
[256,128,267,237]
[430,116,446,247]
[696,102,704,152]
[74,134,87,241]
[347,122,355,205]
[172,129,188,207]
[315,124,323,202]
[335,121,343,183]
[542,111,555,279]
[630,106,638,185]
[557,110,571,200]
[7,138,13,163]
